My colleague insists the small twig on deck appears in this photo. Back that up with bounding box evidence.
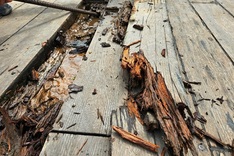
[8,65,18,72]
[97,108,104,125]
[195,126,227,147]
[56,114,63,124]
[112,126,159,152]
[125,40,141,47]
[66,123,76,129]
[77,139,88,155]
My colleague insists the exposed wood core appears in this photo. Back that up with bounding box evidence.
[120,47,198,156]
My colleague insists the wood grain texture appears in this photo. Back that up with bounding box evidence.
[217,0,234,17]
[0,0,81,97]
[52,2,128,135]
[189,0,214,3]
[192,3,234,62]
[0,0,55,45]
[166,0,234,155]
[40,133,110,156]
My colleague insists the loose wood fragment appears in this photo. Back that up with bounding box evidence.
[133,24,144,31]
[127,97,144,125]
[31,69,40,81]
[0,107,21,156]
[8,65,18,72]
[112,126,159,152]
[161,49,166,57]
[76,139,88,155]
[121,48,198,156]
[194,126,229,147]
[125,40,141,47]
[66,123,77,129]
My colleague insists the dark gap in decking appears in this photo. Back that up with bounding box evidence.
[217,2,234,18]
[1,5,48,45]
[51,129,111,137]
[188,0,234,65]
[165,2,215,156]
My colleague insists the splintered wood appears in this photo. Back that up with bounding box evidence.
[112,126,159,152]
[120,47,198,156]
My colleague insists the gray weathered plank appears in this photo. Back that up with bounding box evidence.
[190,0,214,3]
[217,0,234,17]
[193,3,234,62]
[0,0,81,97]
[0,0,55,45]
[166,0,234,155]
[52,2,127,135]
[40,133,110,156]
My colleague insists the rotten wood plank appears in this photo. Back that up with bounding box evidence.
[166,0,234,155]
[40,133,110,156]
[192,3,234,62]
[52,1,128,135]
[0,0,82,98]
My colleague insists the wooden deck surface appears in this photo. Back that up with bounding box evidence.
[0,0,233,155]
[0,0,80,98]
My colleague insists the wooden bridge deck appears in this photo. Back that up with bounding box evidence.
[0,0,233,155]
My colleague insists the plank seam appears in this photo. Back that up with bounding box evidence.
[1,8,47,45]
[189,2,234,65]
[51,129,111,137]
[216,1,234,18]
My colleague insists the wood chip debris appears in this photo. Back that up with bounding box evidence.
[112,126,159,152]
[161,49,166,57]
[133,24,144,31]
[8,65,18,72]
[68,84,83,93]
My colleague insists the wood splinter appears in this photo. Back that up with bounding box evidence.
[112,126,159,152]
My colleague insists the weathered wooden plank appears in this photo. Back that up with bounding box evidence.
[192,3,234,62]
[0,1,23,20]
[0,0,55,45]
[166,0,234,155]
[217,0,234,17]
[0,0,81,97]
[52,2,127,135]
[190,0,214,3]
[40,133,110,156]
[9,1,24,10]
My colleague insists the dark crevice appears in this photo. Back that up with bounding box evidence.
[216,1,234,18]
[51,130,111,137]
[189,1,234,65]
